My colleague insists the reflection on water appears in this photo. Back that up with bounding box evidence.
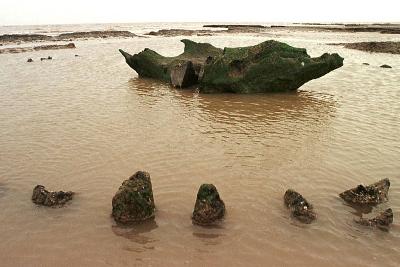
[0,183,7,198]
[112,220,158,252]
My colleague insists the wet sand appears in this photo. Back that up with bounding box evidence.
[0,23,399,266]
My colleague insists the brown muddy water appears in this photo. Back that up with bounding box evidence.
[0,23,399,266]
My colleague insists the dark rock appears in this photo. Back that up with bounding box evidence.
[47,56,52,60]
[57,31,137,40]
[380,64,392,68]
[32,185,74,207]
[27,58,33,62]
[284,189,316,224]
[339,178,390,205]
[75,54,79,57]
[1,43,76,54]
[355,208,393,230]
[331,41,400,54]
[362,63,370,65]
[192,184,225,226]
[146,29,215,37]
[120,39,343,93]
[112,171,155,224]
[0,31,137,45]
[0,34,53,44]
[33,43,75,51]
[170,61,198,88]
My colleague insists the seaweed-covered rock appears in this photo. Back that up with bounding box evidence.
[284,189,316,224]
[339,178,390,205]
[192,184,225,226]
[32,185,74,207]
[356,208,393,230]
[120,39,343,93]
[112,171,155,224]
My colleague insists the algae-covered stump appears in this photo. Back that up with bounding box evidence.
[284,189,316,224]
[339,178,390,206]
[355,208,393,230]
[120,39,344,93]
[192,184,225,226]
[112,171,156,224]
[32,185,74,207]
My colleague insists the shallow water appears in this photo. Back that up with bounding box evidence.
[0,23,399,266]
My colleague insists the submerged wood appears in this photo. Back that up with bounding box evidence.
[192,184,225,226]
[112,171,156,224]
[339,178,390,206]
[284,189,316,224]
[355,208,393,230]
[119,39,343,93]
[32,185,74,207]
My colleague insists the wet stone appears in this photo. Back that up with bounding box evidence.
[192,184,225,226]
[284,189,316,224]
[339,178,390,205]
[112,171,155,224]
[356,208,393,230]
[32,185,74,207]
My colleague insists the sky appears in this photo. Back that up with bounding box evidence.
[1,0,399,25]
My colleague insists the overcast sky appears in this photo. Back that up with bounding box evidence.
[1,0,399,25]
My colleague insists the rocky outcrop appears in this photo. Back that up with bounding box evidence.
[380,64,392,68]
[34,43,75,51]
[284,189,316,224]
[192,184,225,226]
[32,185,74,207]
[112,171,155,224]
[0,34,52,43]
[339,178,390,206]
[0,43,76,54]
[57,31,137,40]
[331,41,400,54]
[356,208,393,230]
[146,29,215,37]
[0,31,138,45]
[120,39,343,93]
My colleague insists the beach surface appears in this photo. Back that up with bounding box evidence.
[0,22,399,266]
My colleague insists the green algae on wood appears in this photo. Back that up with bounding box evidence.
[119,39,222,83]
[192,184,225,226]
[120,39,343,93]
[112,171,155,224]
[200,40,343,93]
